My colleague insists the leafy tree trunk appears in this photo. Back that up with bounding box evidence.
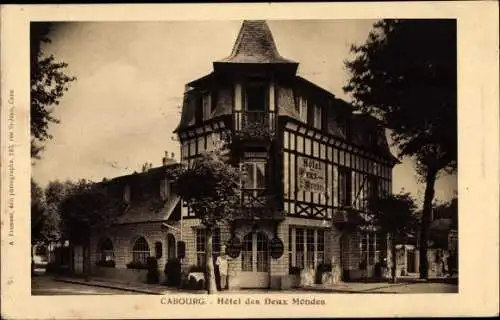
[391,233,397,284]
[419,168,437,280]
[205,226,217,294]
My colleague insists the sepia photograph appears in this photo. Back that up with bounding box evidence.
[30,19,458,296]
[1,2,498,319]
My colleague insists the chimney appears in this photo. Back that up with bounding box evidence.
[162,150,168,166]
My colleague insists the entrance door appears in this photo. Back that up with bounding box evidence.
[239,231,270,288]
[167,234,176,260]
[407,249,416,273]
[73,246,84,274]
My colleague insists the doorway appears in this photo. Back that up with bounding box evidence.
[167,234,176,260]
[239,231,270,288]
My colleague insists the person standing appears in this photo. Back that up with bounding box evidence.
[216,245,229,291]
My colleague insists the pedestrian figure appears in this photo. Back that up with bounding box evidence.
[215,245,229,291]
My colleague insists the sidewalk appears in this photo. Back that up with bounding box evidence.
[54,274,457,295]
[54,276,206,295]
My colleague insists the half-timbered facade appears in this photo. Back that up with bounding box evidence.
[174,20,398,289]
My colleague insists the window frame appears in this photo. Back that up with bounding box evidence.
[195,227,221,268]
[339,166,352,207]
[131,237,150,265]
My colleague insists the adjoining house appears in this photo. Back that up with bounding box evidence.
[71,154,182,283]
[72,20,399,289]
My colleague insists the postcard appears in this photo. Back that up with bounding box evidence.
[1,2,499,319]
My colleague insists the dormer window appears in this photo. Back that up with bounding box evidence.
[202,92,211,121]
[298,96,308,123]
[123,184,131,203]
[313,104,322,130]
[159,179,171,200]
[245,82,267,112]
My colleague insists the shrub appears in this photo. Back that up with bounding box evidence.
[315,263,332,284]
[289,266,301,275]
[164,258,182,287]
[146,257,159,284]
[126,261,148,270]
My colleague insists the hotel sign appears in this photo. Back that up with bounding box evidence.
[297,156,326,194]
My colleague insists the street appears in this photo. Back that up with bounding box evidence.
[31,275,141,295]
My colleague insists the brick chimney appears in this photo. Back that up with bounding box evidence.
[162,151,168,166]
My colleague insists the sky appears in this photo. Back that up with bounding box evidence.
[32,20,457,207]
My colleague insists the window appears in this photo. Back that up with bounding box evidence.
[99,238,114,262]
[339,167,352,207]
[288,228,293,269]
[289,227,326,270]
[313,104,322,130]
[195,228,220,268]
[159,179,171,200]
[256,232,269,272]
[367,175,379,202]
[241,233,253,272]
[299,97,308,123]
[306,229,315,269]
[317,230,325,264]
[132,237,150,264]
[242,161,266,190]
[361,233,385,265]
[295,228,305,269]
[245,83,267,112]
[202,92,211,120]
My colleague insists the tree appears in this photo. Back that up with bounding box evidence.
[59,179,122,280]
[344,19,457,279]
[428,197,458,250]
[31,22,76,160]
[366,193,418,283]
[31,180,61,260]
[173,140,243,294]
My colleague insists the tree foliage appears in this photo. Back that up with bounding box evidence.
[31,22,76,160]
[59,179,121,244]
[366,193,418,240]
[344,19,457,173]
[366,192,418,282]
[344,19,457,279]
[173,142,243,228]
[31,179,61,245]
[172,138,243,293]
[433,197,458,227]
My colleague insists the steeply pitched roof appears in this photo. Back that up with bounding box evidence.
[216,20,297,65]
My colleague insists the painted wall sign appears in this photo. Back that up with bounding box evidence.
[269,237,284,259]
[297,156,326,194]
[225,236,242,259]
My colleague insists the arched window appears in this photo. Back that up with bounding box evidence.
[99,238,114,262]
[132,237,150,264]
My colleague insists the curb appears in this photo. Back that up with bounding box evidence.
[54,278,163,295]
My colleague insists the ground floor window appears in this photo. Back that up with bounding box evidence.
[99,238,114,261]
[360,232,386,265]
[132,237,150,264]
[289,227,326,270]
[195,227,220,268]
[241,231,269,272]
